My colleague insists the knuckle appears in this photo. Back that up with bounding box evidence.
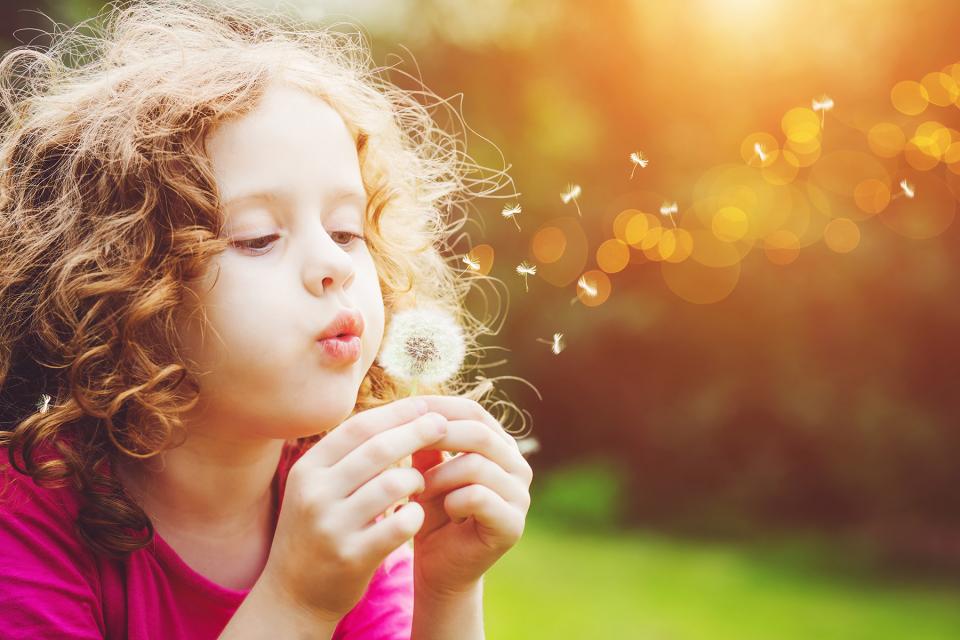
[365,437,394,463]
[463,452,486,472]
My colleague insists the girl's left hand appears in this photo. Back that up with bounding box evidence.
[409,395,533,599]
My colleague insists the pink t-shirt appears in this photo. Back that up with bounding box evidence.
[0,440,414,639]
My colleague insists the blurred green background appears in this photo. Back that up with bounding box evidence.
[4,1,960,637]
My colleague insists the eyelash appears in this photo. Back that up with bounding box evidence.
[232,231,367,255]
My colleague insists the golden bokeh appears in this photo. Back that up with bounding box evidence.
[761,149,800,184]
[529,216,589,287]
[763,230,801,265]
[853,179,891,215]
[531,225,567,264]
[661,258,741,305]
[890,79,930,115]
[661,228,694,263]
[823,218,861,253]
[596,238,630,274]
[920,71,960,107]
[781,107,821,144]
[810,150,890,197]
[867,122,906,158]
[712,206,749,242]
[612,208,642,243]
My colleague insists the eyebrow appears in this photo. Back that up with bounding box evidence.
[222,187,367,211]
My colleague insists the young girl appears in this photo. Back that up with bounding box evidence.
[0,1,532,638]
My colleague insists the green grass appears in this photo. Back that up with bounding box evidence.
[483,516,960,639]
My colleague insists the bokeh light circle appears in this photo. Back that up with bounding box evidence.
[823,218,861,253]
[763,230,801,265]
[890,80,929,116]
[782,107,821,144]
[867,122,905,158]
[531,226,567,263]
[596,238,630,274]
[466,244,495,275]
[712,206,749,242]
[853,179,891,215]
[661,259,741,305]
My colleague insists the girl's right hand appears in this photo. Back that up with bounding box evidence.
[257,397,447,622]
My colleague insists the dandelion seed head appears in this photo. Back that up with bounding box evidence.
[659,201,678,217]
[516,261,537,276]
[560,184,582,204]
[753,142,768,162]
[501,203,522,218]
[377,306,466,386]
[551,332,565,355]
[577,275,598,297]
[629,151,649,168]
[516,436,540,457]
[812,95,834,112]
[36,393,52,414]
[900,179,916,199]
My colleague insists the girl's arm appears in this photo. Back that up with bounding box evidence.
[217,575,339,640]
[411,578,485,640]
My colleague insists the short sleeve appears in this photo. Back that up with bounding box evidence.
[0,468,105,639]
[334,541,414,640]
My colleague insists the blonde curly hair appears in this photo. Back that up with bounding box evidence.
[0,0,531,559]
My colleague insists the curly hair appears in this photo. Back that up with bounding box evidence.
[0,0,530,560]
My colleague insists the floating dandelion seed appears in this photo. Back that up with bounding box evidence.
[378,306,466,397]
[462,252,481,272]
[501,203,523,231]
[560,184,583,216]
[515,436,540,458]
[753,142,768,163]
[628,151,648,179]
[812,95,834,127]
[536,332,565,355]
[897,178,916,199]
[659,201,679,228]
[578,275,598,297]
[516,261,537,292]
[36,393,52,414]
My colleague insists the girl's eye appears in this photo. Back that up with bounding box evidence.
[330,231,367,247]
[231,233,280,255]
[231,231,367,255]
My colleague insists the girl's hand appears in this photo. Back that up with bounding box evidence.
[259,397,447,622]
[409,395,534,599]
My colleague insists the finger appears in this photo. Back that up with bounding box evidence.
[338,467,425,530]
[328,413,447,496]
[444,484,525,545]
[356,501,425,563]
[305,397,430,467]
[416,452,529,509]
[417,395,521,452]
[431,419,531,481]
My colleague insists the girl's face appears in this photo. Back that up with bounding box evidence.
[176,81,385,441]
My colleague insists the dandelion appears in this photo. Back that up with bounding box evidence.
[462,252,480,272]
[501,203,523,231]
[628,151,648,179]
[659,201,679,228]
[753,142,768,164]
[536,332,565,355]
[516,261,537,292]
[896,178,916,199]
[515,436,541,457]
[560,183,583,217]
[36,393,52,414]
[377,306,466,396]
[812,95,834,128]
